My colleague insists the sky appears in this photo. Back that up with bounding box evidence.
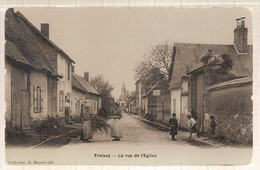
[15,7,252,99]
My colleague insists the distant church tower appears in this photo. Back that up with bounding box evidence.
[117,83,127,107]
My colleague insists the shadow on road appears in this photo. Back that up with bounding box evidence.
[182,138,215,148]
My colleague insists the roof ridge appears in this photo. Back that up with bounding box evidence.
[174,42,234,46]
[72,73,89,93]
[72,73,100,96]
[16,11,75,64]
[17,13,61,78]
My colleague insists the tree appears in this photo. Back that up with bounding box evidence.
[201,50,235,85]
[90,75,115,117]
[134,42,173,91]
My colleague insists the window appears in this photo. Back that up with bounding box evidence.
[67,63,70,80]
[59,91,64,111]
[65,93,71,103]
[173,99,176,114]
[33,86,43,113]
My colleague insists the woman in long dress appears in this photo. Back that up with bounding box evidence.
[111,105,122,141]
[81,106,93,143]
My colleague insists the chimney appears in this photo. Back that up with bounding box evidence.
[84,72,89,82]
[234,17,248,53]
[8,8,14,13]
[41,23,49,38]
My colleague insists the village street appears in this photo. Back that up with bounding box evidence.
[6,113,252,166]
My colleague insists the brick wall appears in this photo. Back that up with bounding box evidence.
[206,81,253,144]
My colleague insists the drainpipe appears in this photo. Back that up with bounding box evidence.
[180,87,182,128]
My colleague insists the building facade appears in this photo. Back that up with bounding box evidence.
[71,72,101,118]
[16,12,76,120]
[169,17,252,133]
[5,9,61,132]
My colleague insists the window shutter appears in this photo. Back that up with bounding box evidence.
[33,86,37,112]
[40,88,43,112]
[62,91,64,110]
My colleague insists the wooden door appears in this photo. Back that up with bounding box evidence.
[11,67,30,132]
[47,76,57,118]
[196,74,204,132]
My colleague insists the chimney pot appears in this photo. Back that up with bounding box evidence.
[41,23,49,38]
[9,8,14,13]
[241,20,245,27]
[234,17,248,53]
[84,72,89,82]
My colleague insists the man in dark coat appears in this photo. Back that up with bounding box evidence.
[169,113,178,141]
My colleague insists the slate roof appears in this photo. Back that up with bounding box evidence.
[72,73,100,96]
[5,40,31,66]
[16,11,75,64]
[169,42,253,89]
[5,9,59,77]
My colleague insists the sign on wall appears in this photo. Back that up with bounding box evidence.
[153,90,160,96]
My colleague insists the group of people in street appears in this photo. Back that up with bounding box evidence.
[169,110,216,141]
[80,104,122,143]
[79,102,216,143]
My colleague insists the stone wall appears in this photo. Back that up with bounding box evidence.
[206,81,253,144]
[156,94,171,124]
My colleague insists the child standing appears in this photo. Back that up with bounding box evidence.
[210,116,216,137]
[169,113,178,141]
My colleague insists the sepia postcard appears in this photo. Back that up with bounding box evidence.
[3,7,254,166]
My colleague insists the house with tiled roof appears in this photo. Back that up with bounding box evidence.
[5,9,61,132]
[71,72,101,118]
[15,10,76,120]
[169,18,253,137]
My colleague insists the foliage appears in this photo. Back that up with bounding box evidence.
[134,42,173,91]
[201,50,235,85]
[91,116,111,134]
[145,113,157,122]
[90,75,115,117]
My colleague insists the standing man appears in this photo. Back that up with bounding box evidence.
[187,115,200,139]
